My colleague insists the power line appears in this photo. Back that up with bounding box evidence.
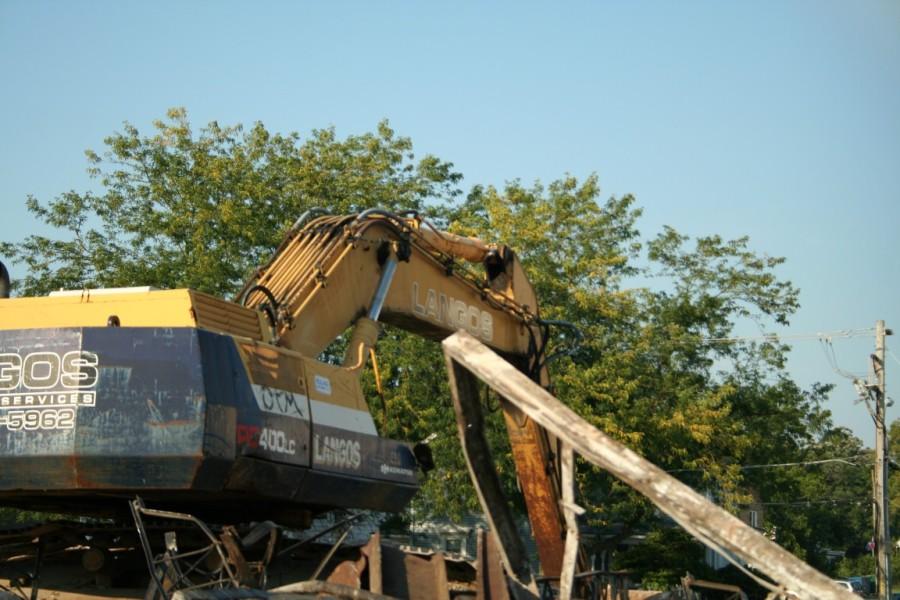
[751,498,868,507]
[666,453,870,473]
[739,454,869,470]
[699,328,875,344]
[818,334,880,425]
[887,347,900,370]
[820,337,867,381]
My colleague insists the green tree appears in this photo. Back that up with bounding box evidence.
[613,528,712,589]
[742,422,871,572]
[446,177,870,583]
[1,108,461,296]
[0,110,848,579]
[448,179,808,538]
[888,419,900,537]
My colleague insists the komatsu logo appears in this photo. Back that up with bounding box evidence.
[314,434,361,470]
[412,282,494,342]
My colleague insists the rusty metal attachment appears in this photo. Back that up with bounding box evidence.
[130,497,247,597]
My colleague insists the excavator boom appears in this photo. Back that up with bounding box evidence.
[238,210,567,575]
[237,211,540,358]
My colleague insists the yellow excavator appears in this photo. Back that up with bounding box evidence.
[0,209,570,581]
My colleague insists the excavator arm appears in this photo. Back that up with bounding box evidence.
[237,211,540,358]
[236,209,569,576]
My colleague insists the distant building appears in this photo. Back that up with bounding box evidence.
[406,514,486,558]
[705,488,767,571]
[738,491,765,533]
[384,513,541,567]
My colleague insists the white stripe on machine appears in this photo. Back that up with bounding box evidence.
[310,399,377,436]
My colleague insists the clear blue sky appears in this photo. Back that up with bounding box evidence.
[1,1,898,445]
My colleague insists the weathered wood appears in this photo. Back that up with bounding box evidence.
[270,580,401,599]
[179,581,400,599]
[402,552,450,600]
[558,444,580,600]
[874,319,891,600]
[442,331,856,600]
[445,355,537,598]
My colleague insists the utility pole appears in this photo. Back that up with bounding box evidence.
[873,320,891,600]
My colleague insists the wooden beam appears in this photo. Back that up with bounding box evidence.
[444,355,538,599]
[558,444,581,600]
[442,331,856,600]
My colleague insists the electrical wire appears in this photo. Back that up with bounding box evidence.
[817,335,881,425]
[887,347,900,369]
[666,453,870,473]
[739,454,870,470]
[698,328,875,344]
[819,337,867,381]
[754,498,868,507]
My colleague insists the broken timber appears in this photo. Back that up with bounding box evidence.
[441,330,856,600]
[446,356,539,599]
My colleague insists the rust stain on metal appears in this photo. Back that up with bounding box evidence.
[326,553,367,588]
[401,552,451,600]
[502,408,565,577]
[475,528,511,600]
[360,532,382,594]
[69,454,93,489]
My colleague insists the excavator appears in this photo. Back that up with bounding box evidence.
[0,209,571,592]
